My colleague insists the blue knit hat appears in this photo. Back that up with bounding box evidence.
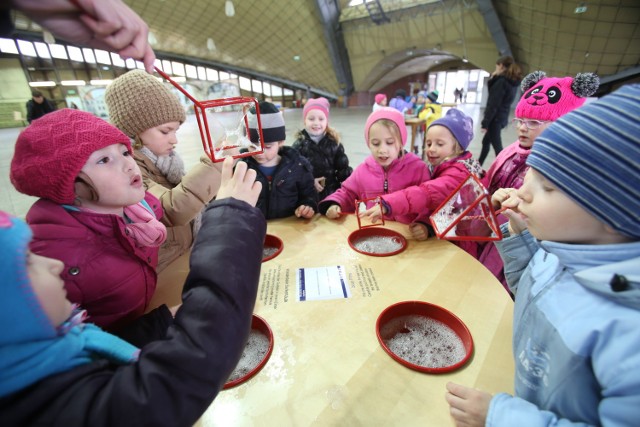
[429,108,474,150]
[527,83,640,239]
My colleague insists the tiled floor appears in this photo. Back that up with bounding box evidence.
[0,103,516,218]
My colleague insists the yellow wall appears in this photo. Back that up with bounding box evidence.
[0,58,30,127]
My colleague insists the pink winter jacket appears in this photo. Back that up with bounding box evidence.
[26,193,163,332]
[382,151,483,219]
[319,152,430,224]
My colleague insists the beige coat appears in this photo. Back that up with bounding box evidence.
[134,150,222,271]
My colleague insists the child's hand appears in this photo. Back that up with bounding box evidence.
[491,187,515,209]
[216,157,261,206]
[314,177,326,193]
[492,188,527,235]
[326,205,342,219]
[360,204,386,224]
[295,205,315,219]
[409,223,429,241]
[445,382,492,427]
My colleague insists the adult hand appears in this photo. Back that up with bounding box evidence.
[409,223,429,240]
[326,205,342,220]
[12,0,156,73]
[295,205,315,219]
[445,382,492,427]
[216,157,261,206]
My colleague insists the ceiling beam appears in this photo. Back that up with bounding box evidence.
[313,0,354,100]
[475,0,512,57]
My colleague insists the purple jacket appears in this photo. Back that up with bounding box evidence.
[26,193,163,332]
[477,140,531,290]
[382,151,483,218]
[319,153,430,224]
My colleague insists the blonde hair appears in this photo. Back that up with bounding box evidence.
[295,126,342,144]
[371,119,404,158]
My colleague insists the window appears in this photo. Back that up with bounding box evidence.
[206,68,219,81]
[49,44,68,59]
[17,40,37,57]
[34,42,51,58]
[0,38,18,54]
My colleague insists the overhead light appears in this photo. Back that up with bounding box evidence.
[89,79,113,85]
[462,56,469,63]
[575,2,587,13]
[29,81,56,87]
[207,38,217,52]
[61,80,86,86]
[293,55,301,61]
[148,31,157,46]
[225,0,235,17]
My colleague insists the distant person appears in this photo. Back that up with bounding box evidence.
[292,97,352,200]
[319,107,430,224]
[416,90,442,155]
[479,55,522,166]
[2,0,156,73]
[0,157,266,426]
[389,89,412,113]
[26,91,56,124]
[446,83,640,427]
[242,102,317,219]
[372,93,387,112]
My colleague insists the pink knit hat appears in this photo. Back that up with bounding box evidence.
[374,93,386,104]
[515,71,599,121]
[364,107,408,147]
[10,109,132,205]
[303,97,330,121]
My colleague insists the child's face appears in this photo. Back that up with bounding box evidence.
[424,126,460,166]
[27,251,73,327]
[368,122,402,168]
[514,118,552,148]
[253,141,282,167]
[139,121,181,157]
[515,168,614,244]
[78,143,145,214]
[304,110,327,136]
[380,97,387,106]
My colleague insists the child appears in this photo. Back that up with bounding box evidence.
[0,158,267,425]
[10,109,169,339]
[105,69,223,272]
[372,93,387,112]
[362,108,483,242]
[477,71,599,287]
[242,101,317,219]
[416,90,442,156]
[446,84,640,426]
[292,97,352,199]
[389,89,412,113]
[319,107,430,224]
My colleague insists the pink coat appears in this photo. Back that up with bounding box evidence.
[319,152,430,224]
[26,193,163,332]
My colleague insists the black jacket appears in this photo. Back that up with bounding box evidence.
[291,130,352,200]
[242,146,317,219]
[26,98,56,123]
[481,75,520,129]
[0,198,266,427]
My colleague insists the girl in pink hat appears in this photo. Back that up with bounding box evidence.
[292,97,352,199]
[319,107,430,224]
[372,93,387,112]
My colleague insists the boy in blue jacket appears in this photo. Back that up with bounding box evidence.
[446,84,640,426]
[242,101,317,219]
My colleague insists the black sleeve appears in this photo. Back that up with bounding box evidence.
[26,101,34,124]
[334,144,353,183]
[78,198,266,427]
[111,305,174,348]
[481,78,507,128]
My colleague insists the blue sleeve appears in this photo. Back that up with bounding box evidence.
[494,224,539,296]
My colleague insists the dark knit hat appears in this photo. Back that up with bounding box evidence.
[303,97,330,121]
[364,107,408,147]
[426,90,439,103]
[105,69,186,138]
[248,102,285,143]
[429,108,474,150]
[515,71,599,121]
[527,83,640,239]
[10,109,132,205]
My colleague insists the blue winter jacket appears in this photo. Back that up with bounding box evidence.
[490,225,640,426]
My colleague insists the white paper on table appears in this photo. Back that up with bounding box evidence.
[296,265,351,301]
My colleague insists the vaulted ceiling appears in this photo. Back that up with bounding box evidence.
[12,0,640,97]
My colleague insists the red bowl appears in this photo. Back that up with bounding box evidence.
[262,234,283,262]
[376,301,474,374]
[223,314,274,389]
[348,227,407,257]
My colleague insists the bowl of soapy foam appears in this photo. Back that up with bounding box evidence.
[224,314,274,389]
[348,227,407,257]
[376,301,473,373]
[262,234,283,262]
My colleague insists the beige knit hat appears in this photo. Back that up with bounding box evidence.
[105,69,186,138]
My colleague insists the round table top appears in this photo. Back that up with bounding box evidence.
[152,214,514,426]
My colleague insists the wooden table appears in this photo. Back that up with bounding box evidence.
[404,117,425,155]
[151,215,514,426]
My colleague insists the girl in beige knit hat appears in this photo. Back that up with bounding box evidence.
[105,69,223,272]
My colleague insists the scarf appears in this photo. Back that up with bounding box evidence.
[124,202,167,247]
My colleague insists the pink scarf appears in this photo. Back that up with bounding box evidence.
[123,203,167,247]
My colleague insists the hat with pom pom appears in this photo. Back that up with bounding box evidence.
[515,71,599,121]
[364,107,408,147]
